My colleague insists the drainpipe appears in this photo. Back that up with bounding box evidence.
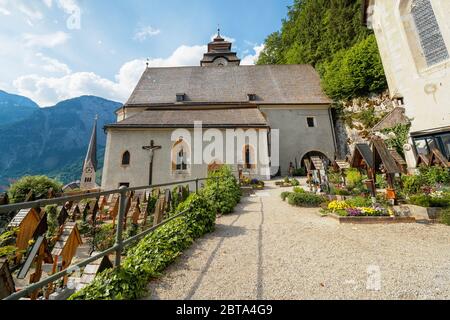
[328,107,338,159]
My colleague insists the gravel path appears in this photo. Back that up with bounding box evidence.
[145,182,450,300]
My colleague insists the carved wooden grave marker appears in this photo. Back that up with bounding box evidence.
[51,223,83,286]
[8,208,41,262]
[17,236,53,299]
[0,259,15,300]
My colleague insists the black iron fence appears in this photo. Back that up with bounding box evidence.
[0,177,219,300]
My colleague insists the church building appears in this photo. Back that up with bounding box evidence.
[363,0,450,170]
[101,32,336,190]
[80,117,98,190]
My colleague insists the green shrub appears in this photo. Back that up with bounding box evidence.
[418,166,450,186]
[0,228,19,262]
[291,178,300,186]
[287,192,324,207]
[328,172,343,185]
[293,187,305,194]
[203,166,241,215]
[93,223,116,252]
[330,187,351,196]
[376,174,388,189]
[45,205,58,239]
[402,175,425,195]
[346,169,363,188]
[8,175,63,203]
[281,192,292,201]
[408,195,431,207]
[177,193,216,239]
[346,196,372,208]
[440,208,450,226]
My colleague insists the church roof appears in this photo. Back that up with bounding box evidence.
[125,64,331,106]
[106,108,269,129]
[84,118,98,171]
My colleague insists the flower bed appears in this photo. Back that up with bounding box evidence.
[325,200,392,217]
[275,177,300,188]
[241,177,265,190]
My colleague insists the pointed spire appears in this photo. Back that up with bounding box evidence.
[214,24,224,41]
[84,116,98,171]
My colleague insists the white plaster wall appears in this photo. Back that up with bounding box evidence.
[370,0,450,134]
[260,105,336,175]
[101,128,270,190]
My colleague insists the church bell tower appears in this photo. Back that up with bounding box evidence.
[201,28,241,67]
[80,116,98,190]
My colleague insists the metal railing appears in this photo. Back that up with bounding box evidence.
[1,177,220,300]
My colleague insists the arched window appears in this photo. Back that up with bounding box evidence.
[411,0,449,66]
[172,139,190,173]
[243,145,256,170]
[122,151,130,166]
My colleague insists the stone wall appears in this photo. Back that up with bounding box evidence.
[333,91,397,158]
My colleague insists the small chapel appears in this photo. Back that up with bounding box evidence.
[101,31,337,190]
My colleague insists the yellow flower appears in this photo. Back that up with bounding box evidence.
[328,200,350,212]
[28,239,35,246]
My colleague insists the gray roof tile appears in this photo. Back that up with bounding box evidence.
[126,65,331,106]
[107,108,269,128]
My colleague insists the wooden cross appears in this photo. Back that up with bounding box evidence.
[143,140,162,186]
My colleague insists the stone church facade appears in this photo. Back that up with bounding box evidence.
[364,0,450,169]
[101,34,336,190]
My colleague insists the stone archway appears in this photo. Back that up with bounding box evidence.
[300,151,331,169]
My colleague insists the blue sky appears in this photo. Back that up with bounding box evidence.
[0,0,292,106]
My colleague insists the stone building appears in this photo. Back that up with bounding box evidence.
[363,0,450,169]
[101,33,336,190]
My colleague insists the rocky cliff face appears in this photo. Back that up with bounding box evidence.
[333,91,398,159]
[0,94,121,190]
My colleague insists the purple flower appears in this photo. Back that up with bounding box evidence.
[346,208,362,216]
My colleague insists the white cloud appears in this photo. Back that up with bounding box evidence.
[241,44,265,65]
[57,0,80,13]
[13,44,207,106]
[146,45,206,67]
[134,26,161,42]
[23,31,70,48]
[42,0,53,8]
[0,6,10,15]
[34,53,72,74]
[18,3,43,20]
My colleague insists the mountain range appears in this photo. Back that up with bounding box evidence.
[0,90,122,191]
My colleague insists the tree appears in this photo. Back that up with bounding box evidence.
[321,35,387,100]
[258,0,370,68]
[8,175,63,203]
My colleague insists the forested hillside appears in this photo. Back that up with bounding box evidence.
[257,0,387,101]
[257,0,398,157]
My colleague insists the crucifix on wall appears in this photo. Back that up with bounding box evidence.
[143,140,162,186]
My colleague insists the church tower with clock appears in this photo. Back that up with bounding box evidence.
[200,29,241,67]
[80,117,98,190]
